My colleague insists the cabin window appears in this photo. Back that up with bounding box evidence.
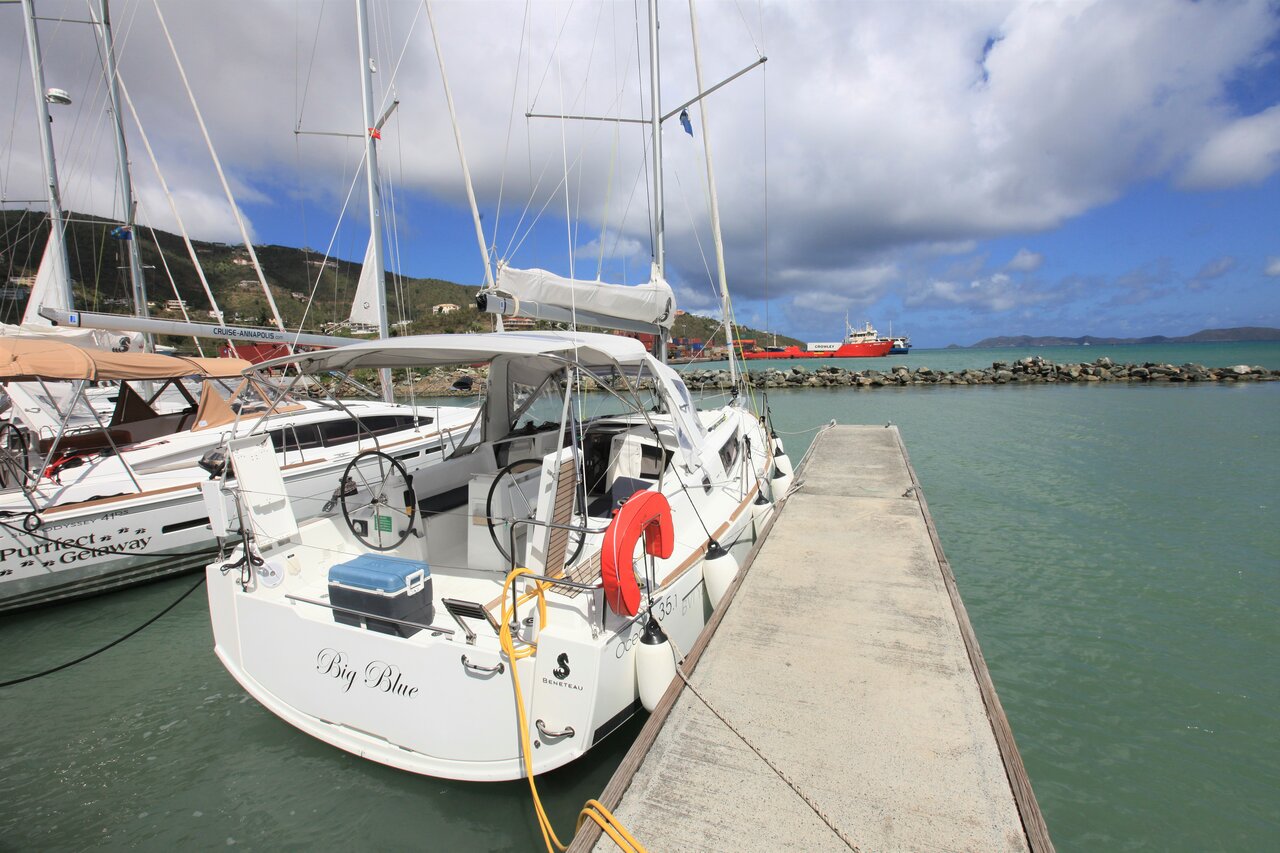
[270,423,322,453]
[319,414,422,447]
[509,375,562,434]
[718,431,740,472]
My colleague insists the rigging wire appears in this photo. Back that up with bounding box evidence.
[116,74,228,340]
[142,216,206,355]
[490,0,533,263]
[670,166,718,302]
[150,0,288,334]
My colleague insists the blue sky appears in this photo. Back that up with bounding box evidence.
[3,1,1279,348]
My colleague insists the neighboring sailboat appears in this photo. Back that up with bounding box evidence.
[0,0,482,611]
[0,336,482,611]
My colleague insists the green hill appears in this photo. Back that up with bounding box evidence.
[1,209,796,349]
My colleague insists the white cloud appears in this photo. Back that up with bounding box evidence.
[572,235,647,265]
[1265,257,1280,277]
[907,272,1037,313]
[2,0,1277,328]
[1189,255,1236,290]
[1005,248,1044,273]
[1180,105,1280,190]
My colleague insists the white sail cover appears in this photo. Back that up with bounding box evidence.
[348,237,381,328]
[484,264,676,333]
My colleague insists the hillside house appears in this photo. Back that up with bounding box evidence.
[432,303,461,315]
[500,315,535,330]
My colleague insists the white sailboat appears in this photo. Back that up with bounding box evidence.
[0,335,480,611]
[202,0,787,782]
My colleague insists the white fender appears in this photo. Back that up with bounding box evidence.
[770,463,794,500]
[636,619,676,712]
[702,541,740,607]
[772,445,793,478]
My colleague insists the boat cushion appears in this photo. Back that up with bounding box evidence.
[328,553,429,595]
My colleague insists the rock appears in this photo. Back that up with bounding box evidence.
[1229,365,1251,375]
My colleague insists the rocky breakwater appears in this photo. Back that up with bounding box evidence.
[683,357,1280,391]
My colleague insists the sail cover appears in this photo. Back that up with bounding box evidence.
[480,264,676,333]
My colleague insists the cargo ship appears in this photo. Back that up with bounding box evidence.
[741,320,894,360]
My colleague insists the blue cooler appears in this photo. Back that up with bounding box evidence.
[328,554,434,638]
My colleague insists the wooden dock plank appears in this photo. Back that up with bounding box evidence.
[570,425,1050,853]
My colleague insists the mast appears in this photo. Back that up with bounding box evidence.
[19,0,74,322]
[647,0,668,362]
[96,0,151,351]
[687,0,736,387]
[355,0,393,401]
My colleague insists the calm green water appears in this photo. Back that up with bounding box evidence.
[2,344,1277,850]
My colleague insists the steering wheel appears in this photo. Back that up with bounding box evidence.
[485,457,587,570]
[0,423,30,490]
[339,450,417,551]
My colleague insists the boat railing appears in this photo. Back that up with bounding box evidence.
[283,592,457,638]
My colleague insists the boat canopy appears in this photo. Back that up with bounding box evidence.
[477,265,676,334]
[0,338,251,382]
[253,331,706,469]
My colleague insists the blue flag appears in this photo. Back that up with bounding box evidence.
[110,225,132,241]
[679,108,693,137]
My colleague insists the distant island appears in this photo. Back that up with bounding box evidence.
[949,327,1280,349]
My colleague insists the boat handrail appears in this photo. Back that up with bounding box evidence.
[284,592,456,637]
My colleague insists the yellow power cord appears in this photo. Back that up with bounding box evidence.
[498,568,647,853]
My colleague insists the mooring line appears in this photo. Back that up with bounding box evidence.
[667,635,861,852]
[0,574,206,688]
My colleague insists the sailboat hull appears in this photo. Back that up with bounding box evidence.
[206,398,777,781]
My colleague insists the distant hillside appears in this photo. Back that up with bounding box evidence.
[961,327,1280,348]
[672,313,802,349]
[1,209,796,349]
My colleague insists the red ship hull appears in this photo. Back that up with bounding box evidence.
[741,340,893,360]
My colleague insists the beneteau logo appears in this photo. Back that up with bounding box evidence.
[315,648,419,699]
[542,651,583,691]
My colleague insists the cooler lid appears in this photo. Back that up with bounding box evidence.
[328,553,430,593]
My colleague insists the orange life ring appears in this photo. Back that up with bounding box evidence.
[600,490,675,617]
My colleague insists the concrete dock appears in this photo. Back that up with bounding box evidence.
[571,425,1051,852]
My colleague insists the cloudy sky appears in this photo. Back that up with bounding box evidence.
[3,0,1278,347]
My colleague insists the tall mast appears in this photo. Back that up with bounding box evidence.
[688,0,736,387]
[356,0,393,401]
[647,0,668,361]
[96,0,151,350]
[19,0,74,321]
